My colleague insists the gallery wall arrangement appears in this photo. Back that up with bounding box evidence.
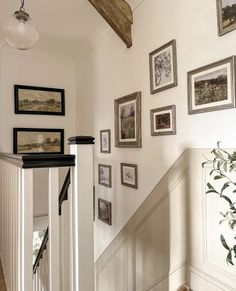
[96,0,236,226]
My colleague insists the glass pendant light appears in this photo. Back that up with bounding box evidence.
[4,0,39,50]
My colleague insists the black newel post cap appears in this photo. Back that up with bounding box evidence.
[68,136,95,145]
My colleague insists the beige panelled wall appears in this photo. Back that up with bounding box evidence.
[95,150,236,291]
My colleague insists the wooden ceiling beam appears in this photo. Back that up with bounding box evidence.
[88,0,133,48]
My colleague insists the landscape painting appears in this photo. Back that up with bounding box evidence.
[15,85,65,115]
[13,128,64,154]
[114,92,142,148]
[149,39,178,94]
[150,105,176,136]
[98,198,112,225]
[217,0,236,35]
[188,56,236,114]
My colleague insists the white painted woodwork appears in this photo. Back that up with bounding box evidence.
[70,144,94,291]
[95,150,236,291]
[48,167,60,291]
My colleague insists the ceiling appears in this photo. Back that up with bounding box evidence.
[0,0,108,55]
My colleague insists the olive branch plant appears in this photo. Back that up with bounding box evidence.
[202,142,236,266]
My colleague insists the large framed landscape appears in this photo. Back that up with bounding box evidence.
[187,56,236,114]
[217,0,236,36]
[114,91,142,148]
[149,39,178,94]
[13,128,64,154]
[14,85,65,115]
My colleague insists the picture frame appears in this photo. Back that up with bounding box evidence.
[100,129,111,153]
[120,163,138,189]
[217,0,236,36]
[13,128,64,154]
[149,39,178,94]
[98,198,112,225]
[98,164,112,188]
[187,56,236,115]
[150,105,176,136]
[14,85,65,115]
[114,91,142,148]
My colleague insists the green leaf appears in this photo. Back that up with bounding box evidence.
[221,182,230,194]
[214,175,224,180]
[223,162,228,173]
[221,235,230,250]
[209,169,214,176]
[227,251,234,266]
[207,183,214,190]
[220,195,233,205]
[233,245,236,257]
[206,190,219,194]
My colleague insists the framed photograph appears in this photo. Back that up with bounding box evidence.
[187,56,236,115]
[149,39,178,94]
[98,198,112,225]
[120,163,138,189]
[98,164,112,188]
[150,105,176,136]
[14,85,65,115]
[13,128,64,154]
[217,0,236,36]
[114,91,142,148]
[100,129,111,153]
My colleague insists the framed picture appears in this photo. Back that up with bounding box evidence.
[98,164,112,188]
[98,198,112,225]
[150,105,176,136]
[100,129,111,153]
[217,0,236,36]
[114,91,142,148]
[120,163,138,189]
[14,85,65,115]
[149,39,178,94]
[13,128,64,154]
[187,56,236,115]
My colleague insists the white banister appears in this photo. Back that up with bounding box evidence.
[69,136,95,291]
[48,168,60,291]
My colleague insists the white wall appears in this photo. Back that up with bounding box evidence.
[75,0,236,259]
[0,44,76,217]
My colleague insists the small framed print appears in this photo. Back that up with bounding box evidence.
[120,163,138,189]
[187,56,236,114]
[14,85,65,115]
[98,198,112,225]
[114,91,142,148]
[13,128,64,154]
[149,39,178,94]
[100,129,111,153]
[217,0,236,36]
[150,105,176,136]
[98,164,112,188]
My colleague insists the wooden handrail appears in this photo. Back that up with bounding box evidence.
[0,153,75,169]
[33,168,71,273]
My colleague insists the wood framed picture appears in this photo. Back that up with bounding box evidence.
[114,91,142,148]
[100,129,111,153]
[187,56,236,115]
[14,85,65,115]
[217,0,236,36]
[120,163,138,189]
[98,198,112,225]
[13,128,64,154]
[98,164,112,188]
[150,105,176,136]
[149,39,178,94]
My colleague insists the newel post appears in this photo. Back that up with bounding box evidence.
[68,136,95,291]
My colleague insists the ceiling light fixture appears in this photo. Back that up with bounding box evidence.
[4,0,39,50]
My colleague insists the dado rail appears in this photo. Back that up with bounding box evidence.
[0,136,95,291]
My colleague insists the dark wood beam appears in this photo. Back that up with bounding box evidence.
[88,0,133,48]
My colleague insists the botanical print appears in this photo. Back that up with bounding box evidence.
[100,130,111,153]
[101,132,109,150]
[18,89,62,112]
[119,100,136,141]
[98,164,112,188]
[194,68,228,106]
[16,131,62,153]
[152,47,173,89]
[98,198,112,225]
[123,166,135,185]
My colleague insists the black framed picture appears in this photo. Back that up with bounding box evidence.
[13,128,64,154]
[14,85,65,115]
[98,198,112,225]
